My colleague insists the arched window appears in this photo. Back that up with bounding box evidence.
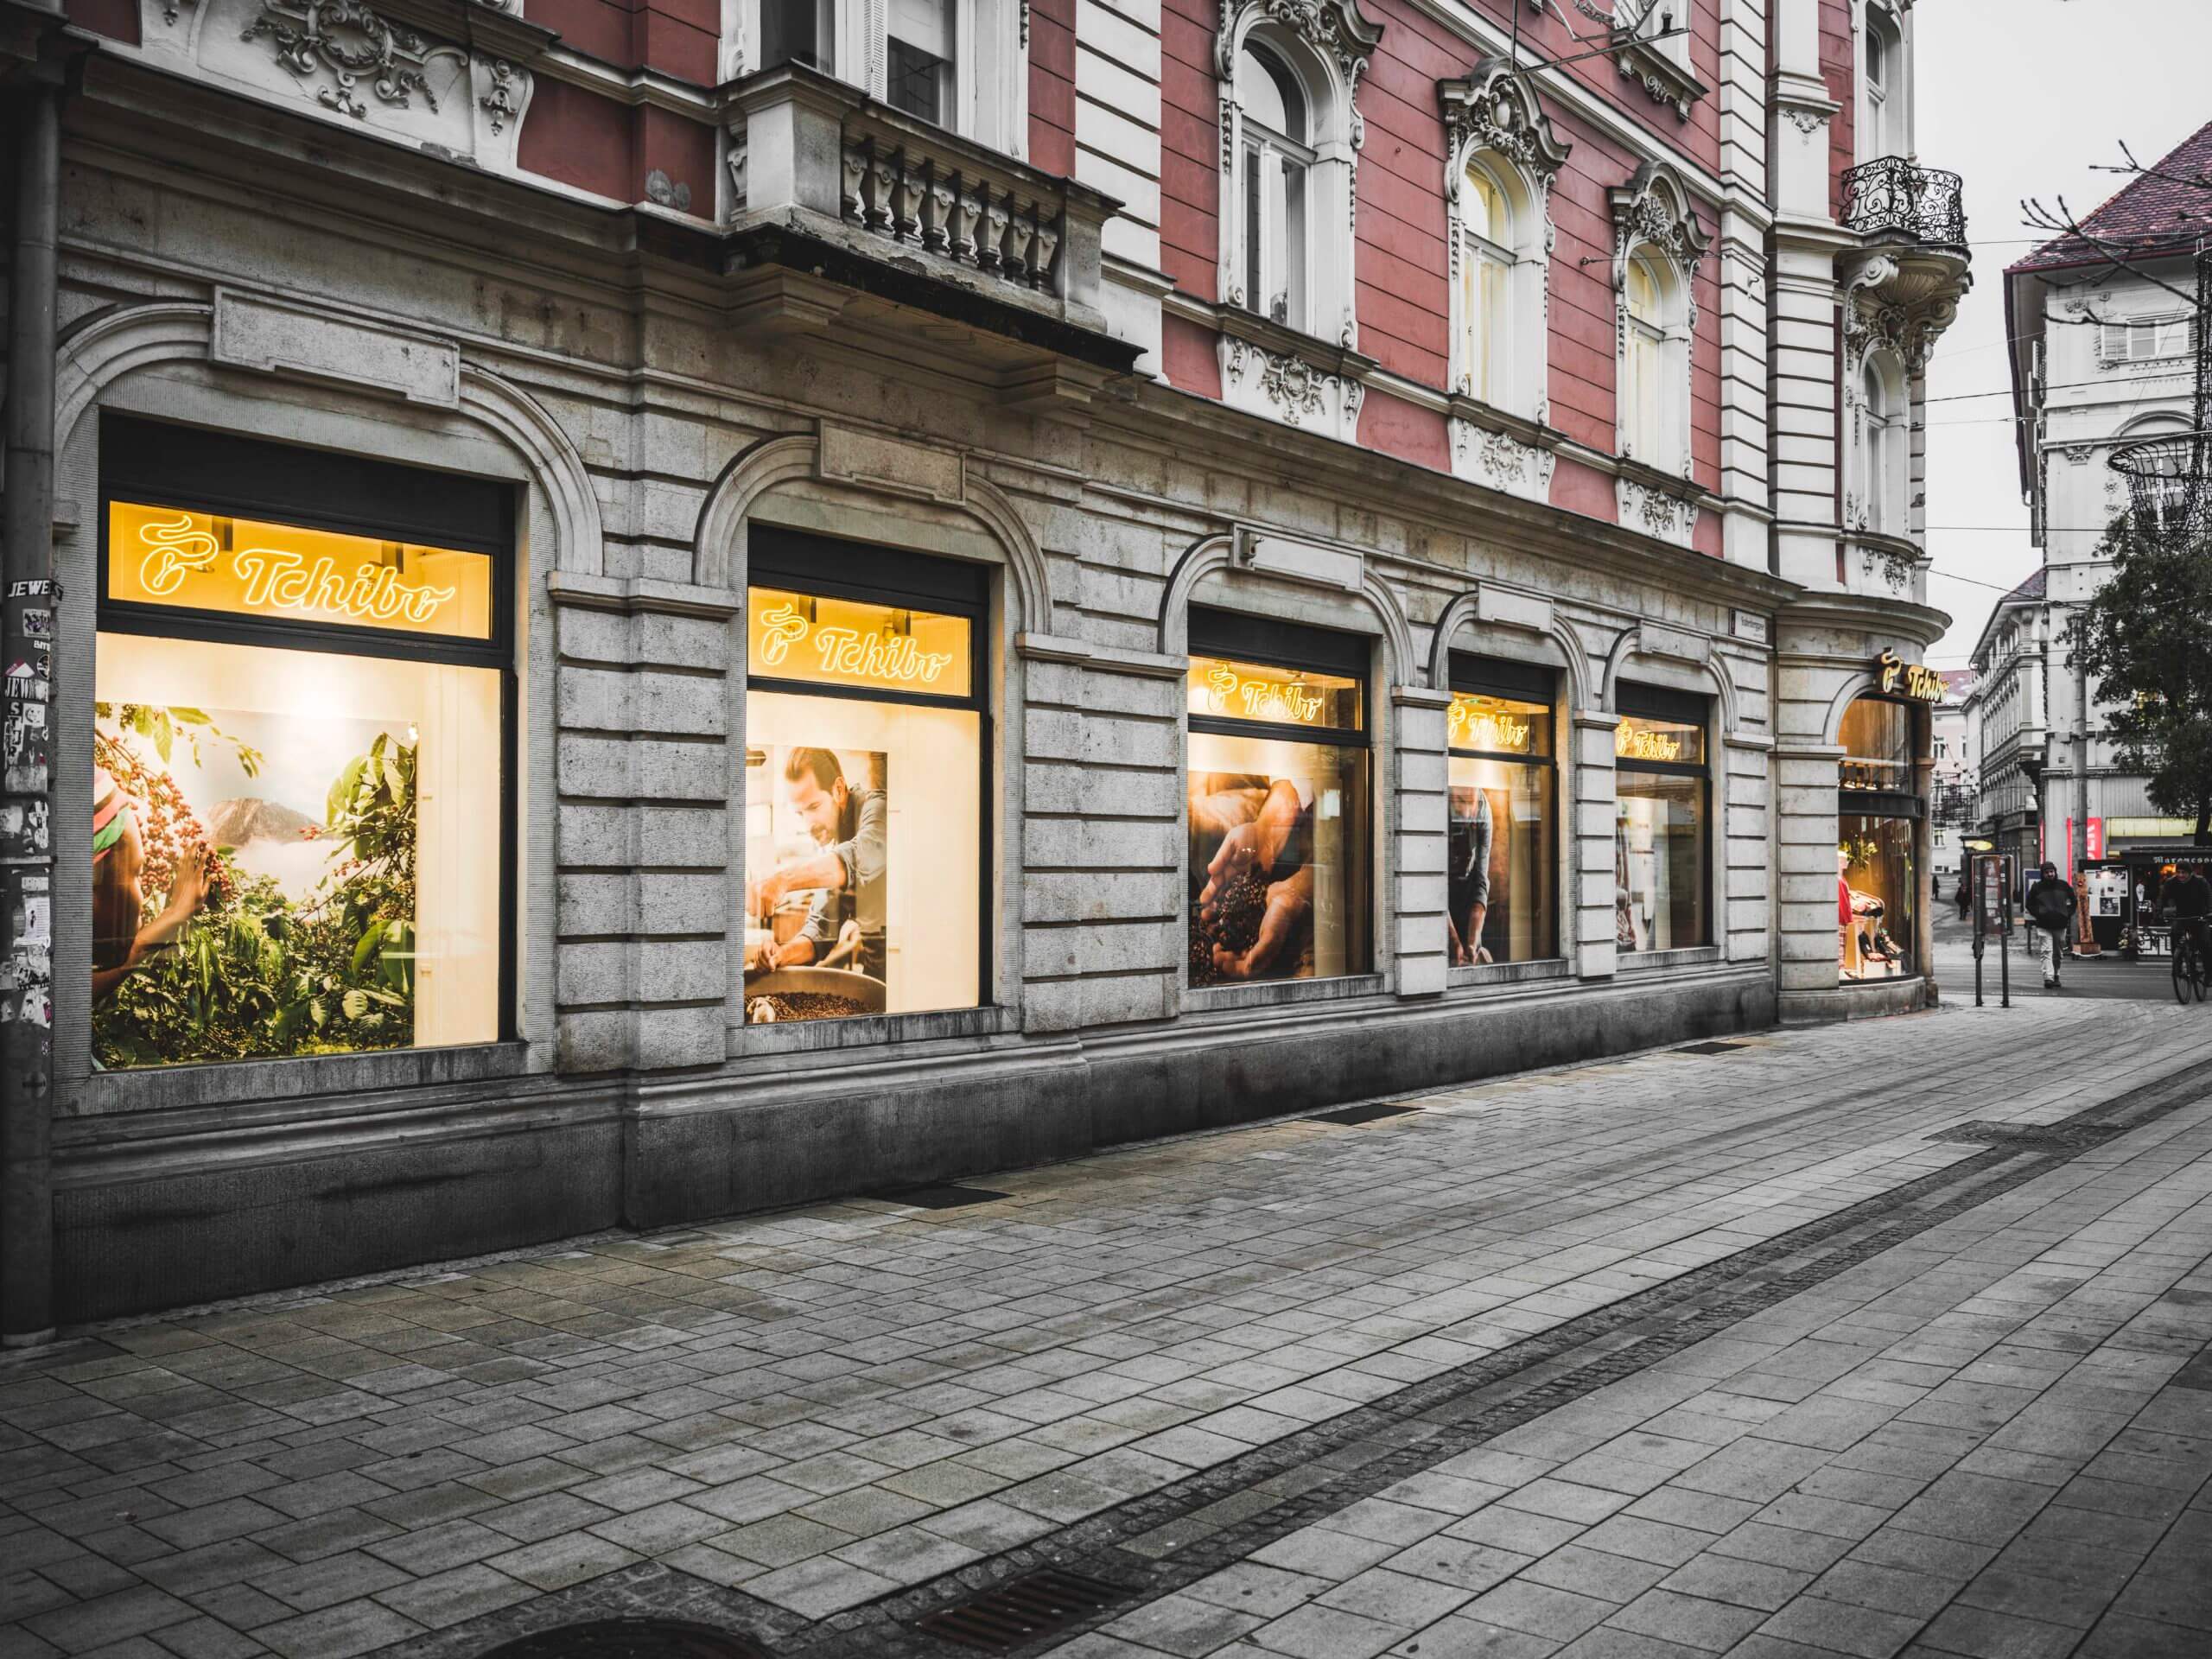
[1460,162,1510,404]
[1439,64,1570,493]
[1622,252,1668,462]
[1238,41,1313,331]
[1609,162,1706,493]
[1856,350,1907,534]
[1861,3,1905,160]
[1212,0,1381,440]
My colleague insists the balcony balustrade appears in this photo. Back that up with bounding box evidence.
[1841,156,1967,247]
[725,65,1128,384]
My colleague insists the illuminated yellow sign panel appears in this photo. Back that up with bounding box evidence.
[1616,715,1703,765]
[108,502,492,640]
[1877,649,1944,703]
[1187,656,1362,731]
[747,588,971,696]
[1447,691,1549,756]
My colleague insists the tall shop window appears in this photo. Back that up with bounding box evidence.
[1446,657,1558,967]
[743,531,986,1024]
[1613,683,1709,952]
[1838,694,1923,981]
[1185,609,1370,985]
[92,416,512,1070]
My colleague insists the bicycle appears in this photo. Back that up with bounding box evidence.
[2175,921,2209,1005]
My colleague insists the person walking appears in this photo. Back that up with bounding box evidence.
[1955,870,1972,923]
[2024,861,2077,988]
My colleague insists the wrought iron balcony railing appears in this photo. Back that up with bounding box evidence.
[1841,157,1967,246]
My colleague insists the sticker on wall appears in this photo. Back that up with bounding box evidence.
[20,607,52,638]
[7,578,59,599]
[0,797,50,859]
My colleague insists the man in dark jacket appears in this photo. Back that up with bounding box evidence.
[2024,861,2077,988]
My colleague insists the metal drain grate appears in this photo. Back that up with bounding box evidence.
[914,1567,1125,1651]
[1309,1103,1422,1126]
[479,1618,768,1657]
[870,1184,1012,1210]
[1675,1040,1750,1055]
[1927,1120,2128,1149]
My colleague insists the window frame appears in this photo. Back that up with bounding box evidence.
[1237,41,1318,334]
[744,526,995,1015]
[744,0,1024,153]
[1613,681,1713,951]
[94,412,520,1053]
[1185,607,1374,984]
[1446,654,1561,967]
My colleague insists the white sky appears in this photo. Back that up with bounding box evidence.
[1916,0,2212,667]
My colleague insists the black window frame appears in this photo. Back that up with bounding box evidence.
[1186,607,1370,749]
[1614,680,1713,949]
[94,412,520,1050]
[1446,654,1560,964]
[744,526,995,1014]
[1184,607,1374,982]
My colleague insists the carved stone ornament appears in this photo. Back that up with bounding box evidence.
[1451,420,1557,501]
[1220,336,1363,441]
[1617,474,1698,548]
[1215,0,1383,94]
[1784,106,1827,137]
[1610,160,1712,324]
[478,57,518,131]
[644,168,693,212]
[1840,251,1961,375]
[1440,59,1570,194]
[244,0,437,118]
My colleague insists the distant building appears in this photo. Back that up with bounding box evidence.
[1999,121,2212,874]
[1929,669,1975,883]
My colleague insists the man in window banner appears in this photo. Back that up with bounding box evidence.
[747,747,887,979]
[1447,785,1494,966]
[1192,772,1318,981]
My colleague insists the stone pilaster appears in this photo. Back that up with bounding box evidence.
[1392,685,1450,998]
[549,573,738,1073]
[1573,711,1621,981]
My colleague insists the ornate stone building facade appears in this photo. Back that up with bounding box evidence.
[0,0,1967,1327]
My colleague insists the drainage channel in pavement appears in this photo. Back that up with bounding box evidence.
[376,1054,2212,1659]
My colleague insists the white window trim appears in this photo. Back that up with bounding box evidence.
[1847,346,1909,537]
[1855,0,1911,165]
[1440,62,1569,429]
[730,0,1027,156]
[1240,75,1318,332]
[1214,0,1379,351]
[1609,162,1706,483]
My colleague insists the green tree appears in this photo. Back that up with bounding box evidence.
[2065,512,2212,846]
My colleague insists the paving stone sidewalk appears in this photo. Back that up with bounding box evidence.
[2,998,2209,1659]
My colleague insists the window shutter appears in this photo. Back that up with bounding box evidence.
[2101,321,2128,362]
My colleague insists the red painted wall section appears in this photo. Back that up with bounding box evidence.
[1162,314,1223,397]
[1688,255,1721,496]
[527,0,639,69]
[1358,388,1449,473]
[639,0,718,83]
[518,79,634,200]
[1353,9,1454,388]
[1549,454,1614,520]
[1029,0,1078,176]
[1820,0,1856,219]
[64,0,136,45]
[1160,0,1220,302]
[1691,501,1723,557]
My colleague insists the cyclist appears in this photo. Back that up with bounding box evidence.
[2171,864,2212,989]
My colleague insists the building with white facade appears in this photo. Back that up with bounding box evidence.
[1997,122,2212,880]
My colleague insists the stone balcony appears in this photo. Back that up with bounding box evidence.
[724,65,1137,401]
[1838,157,1973,369]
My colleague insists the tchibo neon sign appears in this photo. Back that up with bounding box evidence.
[1447,695,1534,753]
[136,514,456,626]
[753,600,956,685]
[1203,660,1326,725]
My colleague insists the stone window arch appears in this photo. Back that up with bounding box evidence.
[1439,62,1568,425]
[1609,162,1707,482]
[1215,0,1379,349]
